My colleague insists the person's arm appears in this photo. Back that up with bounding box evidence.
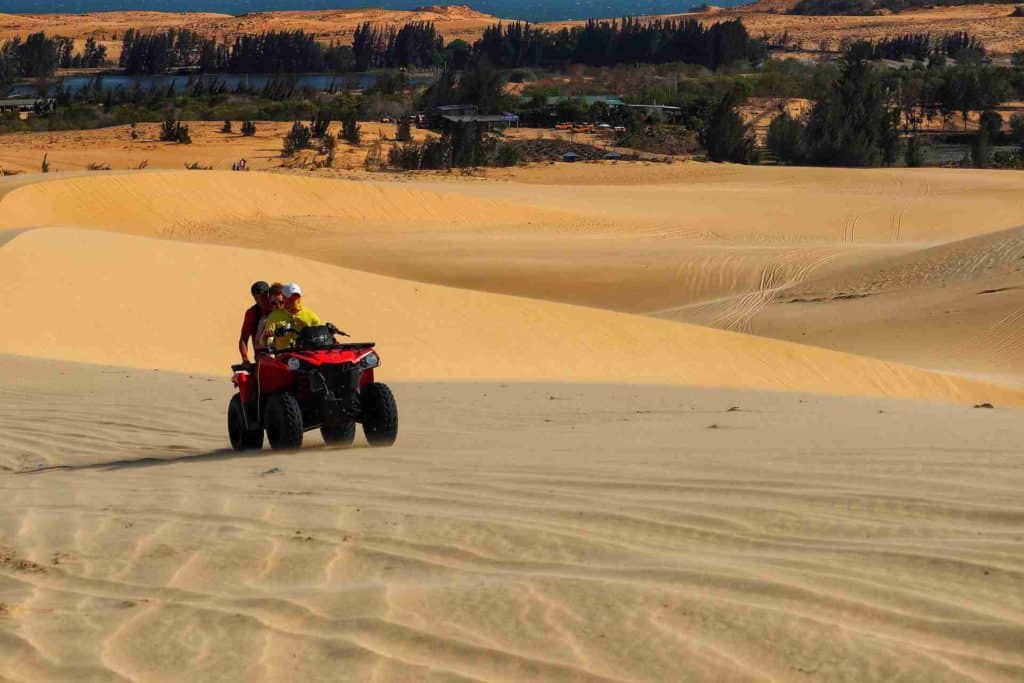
[239,311,255,363]
[258,319,279,351]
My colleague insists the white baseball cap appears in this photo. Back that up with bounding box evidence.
[282,282,302,298]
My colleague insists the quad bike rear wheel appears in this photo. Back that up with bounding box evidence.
[361,382,398,447]
[321,421,356,446]
[228,394,264,451]
[265,393,303,450]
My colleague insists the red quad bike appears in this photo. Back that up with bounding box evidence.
[228,323,398,451]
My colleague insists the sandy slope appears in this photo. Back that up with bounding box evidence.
[4,226,1017,408]
[2,355,1024,680]
[2,168,1024,681]
[4,167,1024,381]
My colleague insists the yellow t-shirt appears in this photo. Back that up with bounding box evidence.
[260,306,323,351]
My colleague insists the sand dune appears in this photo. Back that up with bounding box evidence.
[2,168,1024,681]
[2,356,1024,680]
[5,226,1018,408]
[5,168,1024,382]
[721,224,1024,383]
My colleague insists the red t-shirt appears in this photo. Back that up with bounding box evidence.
[240,304,262,343]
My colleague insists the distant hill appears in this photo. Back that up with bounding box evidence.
[0,0,752,22]
[788,0,1017,14]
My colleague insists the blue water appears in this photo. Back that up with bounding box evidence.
[1,0,745,23]
[8,71,434,98]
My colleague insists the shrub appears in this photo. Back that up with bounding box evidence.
[421,136,452,169]
[495,142,522,167]
[321,132,337,167]
[220,119,232,133]
[388,142,423,170]
[282,120,312,157]
[241,120,257,136]
[396,117,412,142]
[342,114,361,145]
[159,117,191,144]
[310,111,331,138]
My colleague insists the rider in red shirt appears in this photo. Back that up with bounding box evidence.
[239,281,272,365]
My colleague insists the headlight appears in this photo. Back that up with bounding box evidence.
[358,351,380,370]
[287,358,302,371]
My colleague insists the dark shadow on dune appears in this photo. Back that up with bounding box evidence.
[0,228,33,248]
[17,442,371,474]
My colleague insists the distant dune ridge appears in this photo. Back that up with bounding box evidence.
[4,0,1024,55]
[2,167,1024,680]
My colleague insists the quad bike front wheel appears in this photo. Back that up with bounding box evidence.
[265,393,303,450]
[228,394,264,451]
[321,421,356,446]
[361,382,398,447]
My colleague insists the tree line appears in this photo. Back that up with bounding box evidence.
[351,22,444,71]
[1,32,107,86]
[859,31,984,62]
[757,50,1017,167]
[475,18,765,70]
[119,28,356,75]
[114,17,763,76]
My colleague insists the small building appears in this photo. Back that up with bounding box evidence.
[562,151,583,163]
[440,112,519,131]
[544,95,625,109]
[435,104,479,117]
[0,98,51,116]
[626,103,682,122]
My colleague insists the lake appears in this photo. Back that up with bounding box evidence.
[8,71,435,98]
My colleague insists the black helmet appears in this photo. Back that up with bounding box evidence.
[250,281,270,296]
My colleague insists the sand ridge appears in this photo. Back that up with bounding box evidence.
[5,167,1024,382]
[2,222,1022,410]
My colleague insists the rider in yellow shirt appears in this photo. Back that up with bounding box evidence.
[260,282,323,351]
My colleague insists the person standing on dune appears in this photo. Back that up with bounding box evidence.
[260,282,322,351]
[239,281,273,365]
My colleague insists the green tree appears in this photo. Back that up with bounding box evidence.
[342,113,361,145]
[803,53,899,166]
[973,110,1003,168]
[766,110,805,164]
[700,91,757,163]
[396,116,412,142]
[282,120,311,156]
[310,110,331,138]
[904,136,926,167]
[1009,113,1024,154]
[457,56,507,114]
